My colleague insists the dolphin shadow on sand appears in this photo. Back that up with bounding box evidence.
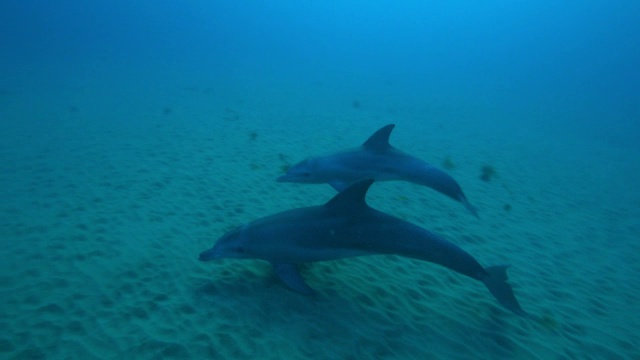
[278,124,479,218]
[200,180,529,318]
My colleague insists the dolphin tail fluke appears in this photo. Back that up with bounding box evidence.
[482,265,530,318]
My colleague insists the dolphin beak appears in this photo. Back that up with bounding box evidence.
[198,248,219,261]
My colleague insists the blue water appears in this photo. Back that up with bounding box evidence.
[1,1,639,359]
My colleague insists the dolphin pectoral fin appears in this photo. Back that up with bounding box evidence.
[273,263,317,296]
[482,265,530,318]
[329,181,348,192]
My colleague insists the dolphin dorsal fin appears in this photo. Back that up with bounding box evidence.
[325,179,374,211]
[362,124,395,151]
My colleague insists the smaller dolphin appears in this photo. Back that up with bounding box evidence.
[199,180,529,317]
[277,124,478,217]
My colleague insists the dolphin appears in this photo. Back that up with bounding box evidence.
[277,124,479,218]
[199,180,529,317]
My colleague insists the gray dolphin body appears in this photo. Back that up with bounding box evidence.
[199,180,529,317]
[277,124,479,217]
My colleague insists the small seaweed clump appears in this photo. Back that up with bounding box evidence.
[441,156,456,170]
[480,165,497,182]
[280,164,291,173]
[538,313,559,331]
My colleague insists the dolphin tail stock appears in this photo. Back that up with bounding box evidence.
[482,265,530,318]
[458,195,480,219]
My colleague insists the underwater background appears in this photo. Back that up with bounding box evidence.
[1,1,639,359]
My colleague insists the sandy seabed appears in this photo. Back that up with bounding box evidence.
[1,86,639,360]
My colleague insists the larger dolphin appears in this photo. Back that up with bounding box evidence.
[277,124,479,217]
[199,180,529,317]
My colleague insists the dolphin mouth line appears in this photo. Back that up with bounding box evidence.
[198,250,218,261]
